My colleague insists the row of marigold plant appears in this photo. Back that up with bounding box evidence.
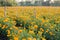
[0,14,60,40]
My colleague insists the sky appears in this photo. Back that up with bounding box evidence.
[16,0,54,2]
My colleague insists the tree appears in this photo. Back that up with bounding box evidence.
[0,0,17,6]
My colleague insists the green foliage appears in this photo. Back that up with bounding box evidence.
[0,0,17,6]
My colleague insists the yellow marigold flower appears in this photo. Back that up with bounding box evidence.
[44,24,47,27]
[6,30,10,35]
[14,36,18,40]
[46,29,49,33]
[2,25,7,29]
[12,21,16,25]
[55,21,59,23]
[7,34,11,37]
[45,20,49,22]
[42,18,45,23]
[56,28,59,31]
[29,30,34,34]
[12,33,15,37]
[42,37,46,40]
[33,38,36,40]
[13,26,18,30]
[10,27,13,30]
[38,31,43,35]
[24,28,26,30]
[28,37,32,40]
[3,18,9,22]
[40,28,44,32]
[22,38,26,40]
[10,39,12,40]
[13,21,16,23]
[20,24,22,26]
[0,24,2,27]
[34,25,38,29]
[46,30,48,33]
[49,32,53,35]
[31,22,35,25]
[50,26,54,29]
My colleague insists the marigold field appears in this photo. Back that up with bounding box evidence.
[0,6,60,40]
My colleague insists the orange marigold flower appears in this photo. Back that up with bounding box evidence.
[28,37,32,40]
[18,30,22,33]
[14,36,18,40]
[34,25,38,29]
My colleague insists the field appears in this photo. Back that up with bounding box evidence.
[0,6,60,40]
[0,6,60,17]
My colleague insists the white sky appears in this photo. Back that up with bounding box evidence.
[16,0,54,2]
[16,0,32,2]
[44,0,54,2]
